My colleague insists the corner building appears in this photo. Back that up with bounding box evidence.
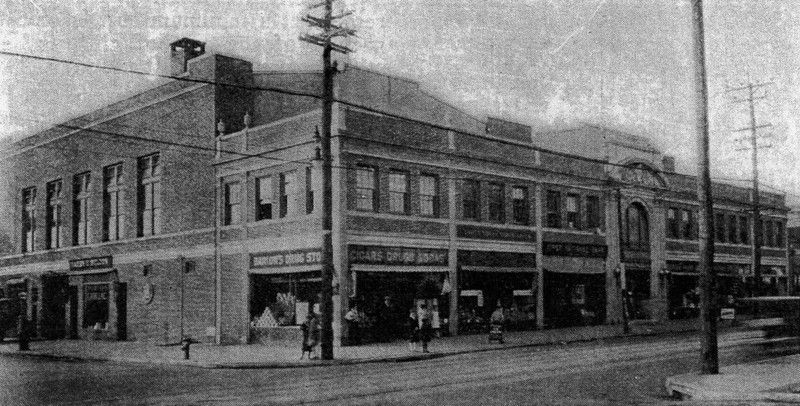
[0,39,789,346]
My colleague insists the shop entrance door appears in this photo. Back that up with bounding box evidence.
[116,282,127,341]
[68,286,78,339]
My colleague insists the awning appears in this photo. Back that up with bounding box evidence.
[461,266,536,273]
[350,264,449,273]
[249,265,320,275]
[70,268,116,276]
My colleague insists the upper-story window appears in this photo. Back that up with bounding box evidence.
[739,216,749,244]
[355,166,377,211]
[103,163,124,242]
[279,171,297,218]
[46,180,62,249]
[727,215,738,244]
[488,182,505,223]
[667,208,679,239]
[388,170,410,214]
[681,209,693,240]
[585,195,600,230]
[776,221,785,248]
[714,213,726,243]
[545,190,561,228]
[566,193,580,229]
[462,179,480,220]
[73,172,91,245]
[512,186,529,225]
[255,176,273,221]
[419,174,439,216]
[137,153,161,237]
[21,187,36,253]
[626,203,649,250]
[764,220,774,247]
[223,181,241,225]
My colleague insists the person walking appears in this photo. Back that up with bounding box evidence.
[300,313,320,360]
[418,304,433,353]
[407,308,419,352]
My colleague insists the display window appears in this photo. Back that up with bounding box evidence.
[249,272,320,327]
[83,283,109,328]
[352,272,449,343]
[543,271,605,328]
[458,271,536,333]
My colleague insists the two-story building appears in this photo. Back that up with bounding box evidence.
[0,38,789,347]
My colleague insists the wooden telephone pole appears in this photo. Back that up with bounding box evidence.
[729,80,773,297]
[300,0,355,360]
[691,0,718,375]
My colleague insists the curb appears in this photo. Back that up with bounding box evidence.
[0,324,704,370]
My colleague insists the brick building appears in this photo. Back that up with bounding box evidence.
[0,39,790,346]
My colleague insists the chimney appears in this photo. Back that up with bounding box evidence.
[170,38,206,75]
[662,155,676,172]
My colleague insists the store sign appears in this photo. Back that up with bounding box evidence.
[69,256,113,271]
[457,225,535,242]
[349,245,448,266]
[250,249,322,269]
[543,242,607,258]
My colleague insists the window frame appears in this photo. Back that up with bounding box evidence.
[545,190,561,228]
[46,180,63,249]
[566,193,581,229]
[73,172,91,246]
[255,175,273,221]
[488,182,505,223]
[223,181,242,226]
[355,165,377,212]
[279,171,298,218]
[461,179,480,221]
[137,153,162,237]
[102,163,124,242]
[21,187,37,253]
[511,186,529,225]
[419,173,439,217]
[388,170,410,214]
[585,195,600,230]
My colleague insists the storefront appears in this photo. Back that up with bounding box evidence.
[248,248,322,344]
[348,244,449,343]
[456,250,536,333]
[542,242,607,328]
[62,256,126,340]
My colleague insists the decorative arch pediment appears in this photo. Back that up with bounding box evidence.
[612,161,667,189]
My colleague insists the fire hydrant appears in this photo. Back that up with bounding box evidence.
[181,337,197,360]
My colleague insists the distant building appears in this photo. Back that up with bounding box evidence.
[0,39,790,346]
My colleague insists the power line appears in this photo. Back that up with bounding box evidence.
[0,49,781,203]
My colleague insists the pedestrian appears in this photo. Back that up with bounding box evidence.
[489,305,505,344]
[345,303,363,345]
[300,313,320,360]
[407,307,419,352]
[418,304,433,353]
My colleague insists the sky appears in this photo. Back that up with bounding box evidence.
[1,0,799,208]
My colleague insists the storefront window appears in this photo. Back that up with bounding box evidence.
[83,284,109,328]
[250,272,320,327]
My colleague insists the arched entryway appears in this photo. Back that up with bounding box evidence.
[623,202,652,319]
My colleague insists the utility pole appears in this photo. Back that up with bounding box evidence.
[691,0,718,375]
[300,0,355,361]
[729,80,773,298]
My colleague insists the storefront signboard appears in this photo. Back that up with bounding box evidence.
[543,242,607,258]
[69,256,113,271]
[348,245,448,266]
[457,225,535,242]
[250,249,322,269]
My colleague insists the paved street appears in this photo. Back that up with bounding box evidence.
[0,332,793,405]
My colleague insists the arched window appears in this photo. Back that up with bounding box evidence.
[626,203,649,250]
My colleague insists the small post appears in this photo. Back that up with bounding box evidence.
[17,315,29,351]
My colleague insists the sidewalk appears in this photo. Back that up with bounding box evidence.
[665,354,800,403]
[0,319,699,369]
